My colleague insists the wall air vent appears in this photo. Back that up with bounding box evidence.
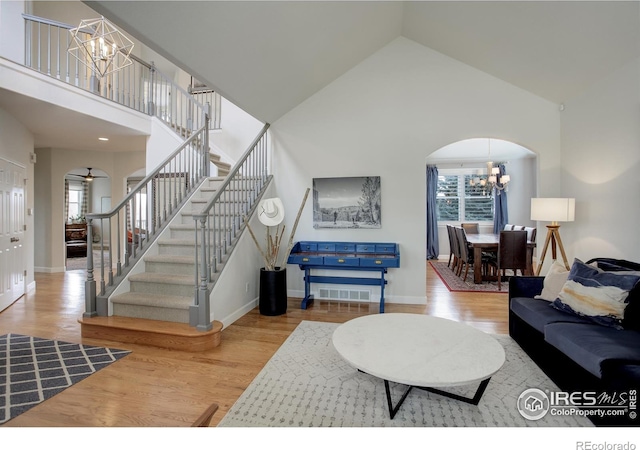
[317,288,370,301]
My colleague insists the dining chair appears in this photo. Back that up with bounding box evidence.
[524,226,537,243]
[446,225,456,268]
[489,230,528,290]
[450,226,461,273]
[461,223,480,234]
[454,226,486,282]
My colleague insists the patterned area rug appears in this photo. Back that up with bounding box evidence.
[218,321,592,427]
[0,333,131,424]
[429,260,510,293]
[65,251,103,271]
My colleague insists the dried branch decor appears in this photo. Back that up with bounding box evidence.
[245,188,310,271]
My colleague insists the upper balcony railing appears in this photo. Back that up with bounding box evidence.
[22,13,221,133]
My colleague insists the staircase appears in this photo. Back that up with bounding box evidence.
[210,153,231,177]
[80,177,226,351]
[79,123,271,351]
[110,177,226,323]
[18,13,271,350]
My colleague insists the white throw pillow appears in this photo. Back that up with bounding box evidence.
[534,261,570,302]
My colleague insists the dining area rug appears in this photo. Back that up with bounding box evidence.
[0,333,131,424]
[429,261,510,293]
[217,320,592,427]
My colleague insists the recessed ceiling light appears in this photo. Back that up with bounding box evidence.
[98,137,109,141]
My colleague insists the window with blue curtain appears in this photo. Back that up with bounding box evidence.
[426,165,439,259]
[492,163,509,233]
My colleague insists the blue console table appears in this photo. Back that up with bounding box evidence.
[287,241,400,313]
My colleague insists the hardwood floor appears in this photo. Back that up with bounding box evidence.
[0,263,508,427]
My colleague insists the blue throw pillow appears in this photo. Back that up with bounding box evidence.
[551,259,640,329]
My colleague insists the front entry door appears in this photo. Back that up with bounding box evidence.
[0,159,26,312]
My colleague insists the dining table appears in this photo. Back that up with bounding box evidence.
[464,233,536,284]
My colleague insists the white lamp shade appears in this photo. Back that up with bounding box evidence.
[531,198,575,222]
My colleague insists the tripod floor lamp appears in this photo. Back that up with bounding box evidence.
[531,198,575,275]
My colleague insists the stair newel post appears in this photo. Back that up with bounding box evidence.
[84,218,97,318]
[191,212,213,331]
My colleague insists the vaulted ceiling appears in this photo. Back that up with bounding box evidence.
[88,1,640,124]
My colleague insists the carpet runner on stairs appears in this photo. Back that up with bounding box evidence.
[111,177,226,323]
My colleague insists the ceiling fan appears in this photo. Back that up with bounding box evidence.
[67,168,107,182]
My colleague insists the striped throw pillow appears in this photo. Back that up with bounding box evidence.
[551,259,640,329]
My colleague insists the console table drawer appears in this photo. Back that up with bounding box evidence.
[336,243,356,253]
[375,244,396,254]
[356,244,376,253]
[298,242,318,252]
[288,255,323,265]
[324,256,359,266]
[360,257,398,268]
[318,243,336,252]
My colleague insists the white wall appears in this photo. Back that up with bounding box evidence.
[0,0,25,63]
[145,118,183,172]
[209,97,265,165]
[0,106,35,289]
[560,57,640,261]
[271,37,561,304]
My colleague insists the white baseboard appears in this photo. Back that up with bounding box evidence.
[27,280,36,292]
[217,297,259,328]
[35,266,66,273]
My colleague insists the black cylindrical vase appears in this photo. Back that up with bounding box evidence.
[259,267,287,316]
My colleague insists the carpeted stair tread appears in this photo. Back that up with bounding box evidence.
[213,161,231,170]
[169,223,230,231]
[158,238,196,246]
[169,223,198,230]
[144,254,194,265]
[111,291,193,309]
[129,272,194,285]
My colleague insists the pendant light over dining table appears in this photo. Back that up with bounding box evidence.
[469,138,511,195]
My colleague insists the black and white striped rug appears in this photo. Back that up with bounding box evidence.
[0,333,130,424]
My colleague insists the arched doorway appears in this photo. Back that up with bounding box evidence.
[425,138,537,271]
[64,167,111,271]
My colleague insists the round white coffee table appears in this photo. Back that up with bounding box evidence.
[332,313,506,418]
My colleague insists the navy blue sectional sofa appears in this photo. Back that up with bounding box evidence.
[508,258,640,426]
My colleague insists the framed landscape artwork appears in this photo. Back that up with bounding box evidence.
[312,176,381,229]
